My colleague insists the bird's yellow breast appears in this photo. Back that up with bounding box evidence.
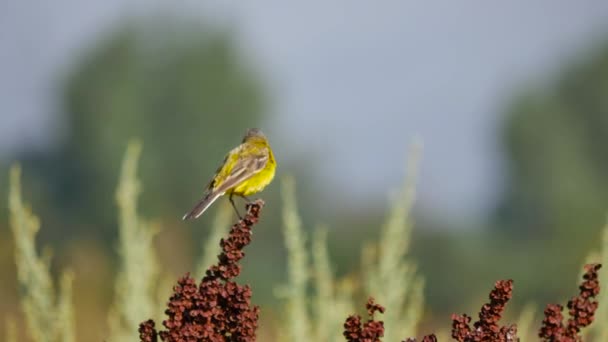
[229,143,276,197]
[231,161,275,196]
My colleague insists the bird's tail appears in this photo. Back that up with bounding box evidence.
[182,191,223,220]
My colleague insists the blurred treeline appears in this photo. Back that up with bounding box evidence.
[2,14,608,340]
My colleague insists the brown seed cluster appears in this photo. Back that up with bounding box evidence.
[451,279,518,342]
[403,334,438,342]
[139,201,264,342]
[406,264,602,342]
[539,263,602,342]
[139,319,158,342]
[343,297,386,342]
[539,304,566,340]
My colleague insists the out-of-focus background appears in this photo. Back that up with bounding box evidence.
[2,1,608,340]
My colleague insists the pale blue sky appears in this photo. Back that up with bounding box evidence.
[2,1,608,219]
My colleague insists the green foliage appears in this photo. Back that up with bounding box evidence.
[7,141,608,341]
[515,303,537,341]
[363,143,424,340]
[278,176,312,342]
[498,42,608,238]
[277,176,357,341]
[490,41,608,312]
[8,166,75,342]
[312,225,354,341]
[107,141,163,342]
[56,271,76,342]
[276,145,424,341]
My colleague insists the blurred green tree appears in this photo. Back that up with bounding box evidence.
[496,42,608,244]
[21,18,267,238]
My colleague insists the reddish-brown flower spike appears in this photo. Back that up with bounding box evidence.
[566,263,601,335]
[539,263,602,342]
[474,279,514,337]
[139,319,158,342]
[451,279,517,341]
[344,315,364,341]
[140,201,264,342]
[366,297,386,317]
[344,298,386,342]
[408,264,600,342]
[451,313,472,342]
[403,334,437,342]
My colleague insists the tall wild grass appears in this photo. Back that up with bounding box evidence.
[6,142,607,341]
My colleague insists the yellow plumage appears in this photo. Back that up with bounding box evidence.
[183,128,276,220]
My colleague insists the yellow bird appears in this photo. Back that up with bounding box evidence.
[182,128,276,220]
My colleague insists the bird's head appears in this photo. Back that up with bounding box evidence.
[242,128,267,142]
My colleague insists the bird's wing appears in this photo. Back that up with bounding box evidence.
[213,148,269,194]
[182,146,269,220]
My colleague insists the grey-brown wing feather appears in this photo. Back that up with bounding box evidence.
[182,150,268,220]
[213,152,269,194]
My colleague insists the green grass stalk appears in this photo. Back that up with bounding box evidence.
[107,141,162,342]
[8,165,76,342]
[515,303,537,341]
[280,176,311,342]
[364,142,424,341]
